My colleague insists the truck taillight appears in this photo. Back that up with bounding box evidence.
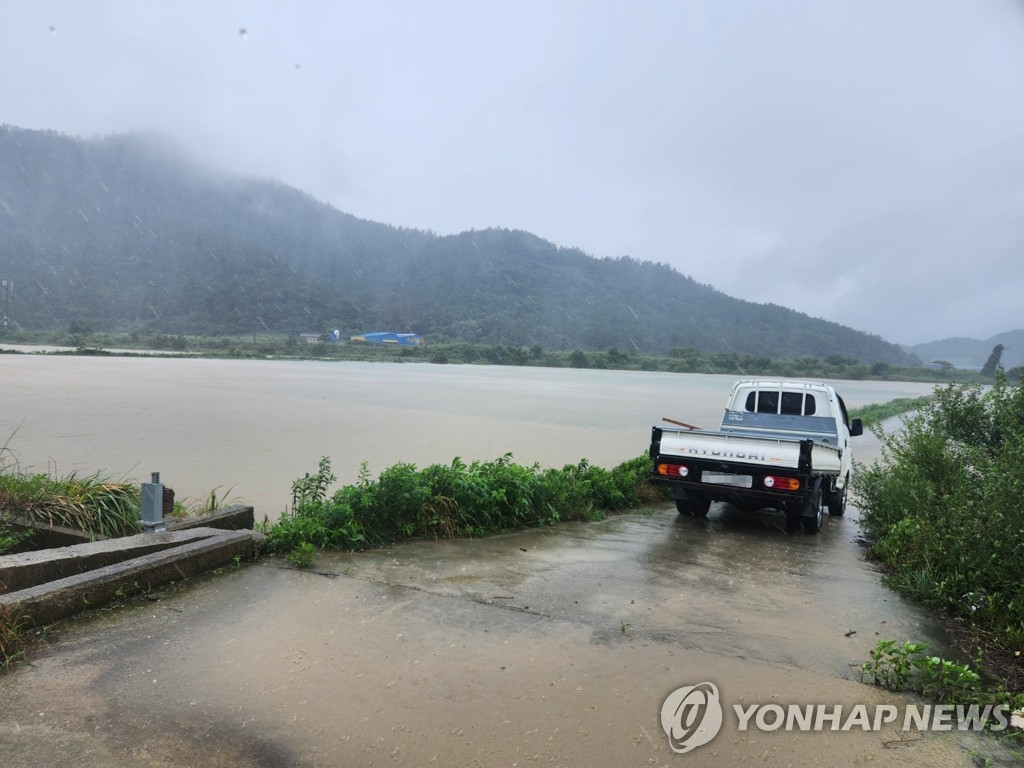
[763,476,800,491]
[657,463,689,478]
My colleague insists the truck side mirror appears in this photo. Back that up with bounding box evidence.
[850,418,863,437]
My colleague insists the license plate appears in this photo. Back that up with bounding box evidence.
[702,472,753,488]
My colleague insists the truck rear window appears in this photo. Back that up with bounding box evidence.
[744,391,817,416]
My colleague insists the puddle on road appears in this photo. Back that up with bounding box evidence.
[342,505,960,669]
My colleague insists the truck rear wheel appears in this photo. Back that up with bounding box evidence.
[802,486,824,534]
[828,476,848,516]
[675,497,710,517]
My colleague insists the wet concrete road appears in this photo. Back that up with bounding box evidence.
[2,501,1017,767]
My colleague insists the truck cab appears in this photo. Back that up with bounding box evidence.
[722,380,862,482]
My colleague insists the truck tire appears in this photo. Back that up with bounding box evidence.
[802,485,824,534]
[828,478,848,516]
[675,497,711,517]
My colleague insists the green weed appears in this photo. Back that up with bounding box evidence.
[0,604,32,670]
[111,580,154,603]
[291,457,335,509]
[265,453,663,553]
[860,639,1000,709]
[197,485,237,515]
[0,517,33,555]
[286,542,316,569]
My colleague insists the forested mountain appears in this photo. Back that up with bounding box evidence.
[1,125,917,364]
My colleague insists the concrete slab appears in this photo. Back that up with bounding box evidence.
[166,503,255,532]
[0,533,186,594]
[0,527,260,625]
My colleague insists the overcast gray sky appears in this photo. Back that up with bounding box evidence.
[3,1,1023,345]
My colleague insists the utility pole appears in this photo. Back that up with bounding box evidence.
[1,279,11,334]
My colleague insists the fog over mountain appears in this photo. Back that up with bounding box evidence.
[906,330,1024,371]
[1,126,922,366]
[2,2,1022,346]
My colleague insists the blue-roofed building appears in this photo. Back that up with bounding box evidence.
[349,332,424,346]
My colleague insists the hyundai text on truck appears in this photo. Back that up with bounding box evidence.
[649,379,863,533]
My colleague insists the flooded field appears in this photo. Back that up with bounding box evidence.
[5,356,1013,766]
[0,355,930,518]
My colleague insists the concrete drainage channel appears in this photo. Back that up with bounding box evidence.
[0,503,261,626]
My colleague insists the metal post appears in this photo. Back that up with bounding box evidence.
[140,472,166,534]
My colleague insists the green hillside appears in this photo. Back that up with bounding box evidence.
[0,125,918,365]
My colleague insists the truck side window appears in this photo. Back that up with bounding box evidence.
[837,395,850,428]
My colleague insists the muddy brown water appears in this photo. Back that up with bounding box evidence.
[1,357,1015,766]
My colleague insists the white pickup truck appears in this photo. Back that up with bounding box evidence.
[649,379,863,533]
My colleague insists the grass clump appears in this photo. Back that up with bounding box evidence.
[265,453,662,553]
[855,373,1024,691]
[0,466,140,539]
[0,604,32,670]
